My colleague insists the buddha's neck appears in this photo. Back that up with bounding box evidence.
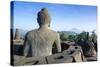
[39,24,50,30]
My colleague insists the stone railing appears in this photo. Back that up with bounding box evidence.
[12,41,97,66]
[12,45,85,66]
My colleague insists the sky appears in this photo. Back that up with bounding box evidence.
[11,1,97,33]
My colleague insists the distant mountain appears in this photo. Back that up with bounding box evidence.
[58,31,78,35]
[13,28,78,39]
[69,28,81,33]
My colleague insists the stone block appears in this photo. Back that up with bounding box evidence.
[67,46,82,52]
[13,55,25,66]
[46,53,73,64]
[14,55,47,66]
[24,56,47,65]
[85,56,97,61]
[63,49,83,62]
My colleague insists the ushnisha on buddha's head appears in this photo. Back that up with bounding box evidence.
[37,8,51,28]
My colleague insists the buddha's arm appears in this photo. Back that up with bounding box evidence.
[23,34,30,57]
[55,33,61,52]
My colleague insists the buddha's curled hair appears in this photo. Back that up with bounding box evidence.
[37,8,51,26]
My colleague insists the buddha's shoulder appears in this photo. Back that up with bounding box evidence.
[25,29,38,36]
[49,30,59,35]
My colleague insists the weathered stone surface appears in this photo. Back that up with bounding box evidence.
[72,51,82,62]
[85,56,97,61]
[61,41,77,51]
[85,41,96,57]
[63,46,83,55]
[62,41,76,46]
[61,42,70,51]
[23,8,61,57]
[63,50,83,62]
[12,45,86,66]
[46,53,73,64]
[78,40,96,57]
[23,56,47,65]
[13,55,47,66]
[13,55,25,66]
[63,46,84,62]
